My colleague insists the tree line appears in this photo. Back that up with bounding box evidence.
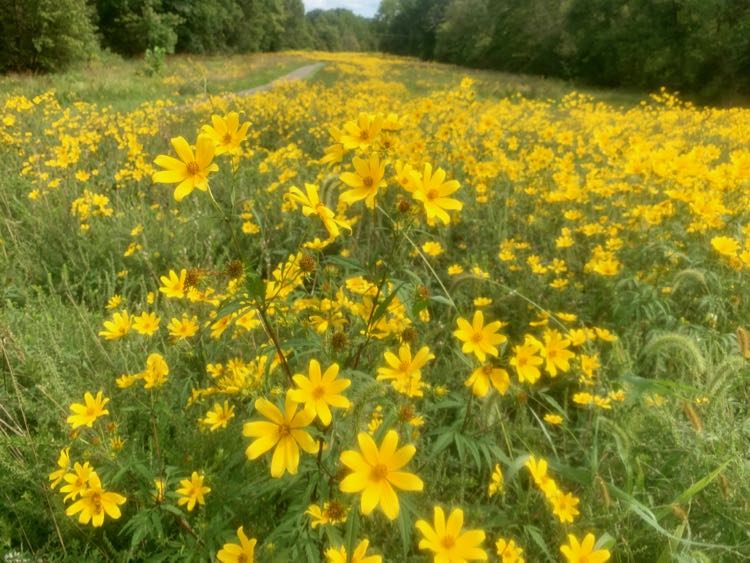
[0,0,376,72]
[374,0,750,101]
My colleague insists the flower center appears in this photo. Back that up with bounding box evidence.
[359,131,369,140]
[278,424,291,438]
[90,492,103,514]
[427,188,440,200]
[312,386,326,399]
[370,463,389,481]
[86,405,97,417]
[441,535,456,550]
[471,332,483,343]
[186,161,200,176]
[223,133,233,144]
[363,176,374,188]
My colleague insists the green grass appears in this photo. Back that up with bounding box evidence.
[0,52,308,111]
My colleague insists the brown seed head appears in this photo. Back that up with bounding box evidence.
[225,259,244,280]
[184,268,202,290]
[401,327,417,344]
[299,254,316,273]
[331,331,348,350]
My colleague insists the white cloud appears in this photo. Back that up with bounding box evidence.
[304,0,380,18]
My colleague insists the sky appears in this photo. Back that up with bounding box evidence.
[303,0,380,18]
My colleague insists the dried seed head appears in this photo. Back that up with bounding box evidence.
[225,259,244,280]
[399,404,415,422]
[417,284,429,298]
[671,503,688,521]
[299,254,316,273]
[401,327,417,344]
[184,268,202,290]
[736,326,750,358]
[331,331,348,350]
[325,500,347,520]
[397,198,411,213]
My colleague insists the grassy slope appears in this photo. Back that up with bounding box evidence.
[0,52,308,112]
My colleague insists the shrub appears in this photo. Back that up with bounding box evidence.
[0,0,98,72]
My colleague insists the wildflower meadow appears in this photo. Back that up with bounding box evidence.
[1,52,749,562]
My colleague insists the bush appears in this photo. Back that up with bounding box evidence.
[0,0,98,72]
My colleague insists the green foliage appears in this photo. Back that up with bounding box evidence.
[377,0,750,102]
[307,9,377,52]
[0,0,99,72]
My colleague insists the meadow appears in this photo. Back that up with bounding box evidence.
[1,51,749,562]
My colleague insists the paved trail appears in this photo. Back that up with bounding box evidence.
[236,62,324,96]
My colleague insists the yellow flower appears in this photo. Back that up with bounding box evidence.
[325,539,382,563]
[495,538,525,563]
[550,491,580,523]
[141,353,169,389]
[167,315,199,340]
[376,344,434,398]
[538,329,574,377]
[201,401,235,431]
[509,337,543,384]
[560,533,611,563]
[132,311,160,336]
[217,526,257,563]
[148,478,165,504]
[202,112,250,155]
[152,135,219,201]
[341,113,383,151]
[99,311,131,340]
[65,472,126,527]
[339,430,423,520]
[60,461,95,501]
[176,471,210,512]
[306,501,349,528]
[544,413,564,425]
[453,311,507,362]
[105,294,122,310]
[339,153,387,209]
[67,391,110,429]
[159,269,186,299]
[465,365,510,398]
[421,241,444,256]
[487,464,504,497]
[243,395,318,477]
[473,297,492,308]
[411,163,463,225]
[287,359,351,426]
[448,264,464,275]
[711,236,740,258]
[415,506,487,562]
[49,447,71,489]
[286,183,351,238]
[593,327,617,342]
[524,455,558,498]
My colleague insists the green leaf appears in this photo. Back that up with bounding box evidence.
[654,459,731,519]
[344,503,360,558]
[430,430,455,457]
[525,525,554,561]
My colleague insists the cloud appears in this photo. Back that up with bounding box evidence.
[304,0,380,18]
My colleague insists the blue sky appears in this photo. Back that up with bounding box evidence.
[303,0,380,18]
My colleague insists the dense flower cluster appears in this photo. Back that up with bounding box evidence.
[5,52,742,560]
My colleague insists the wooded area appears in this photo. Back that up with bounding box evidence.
[375,0,750,101]
[0,0,375,72]
[3,0,750,101]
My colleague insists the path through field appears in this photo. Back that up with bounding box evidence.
[237,62,324,96]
